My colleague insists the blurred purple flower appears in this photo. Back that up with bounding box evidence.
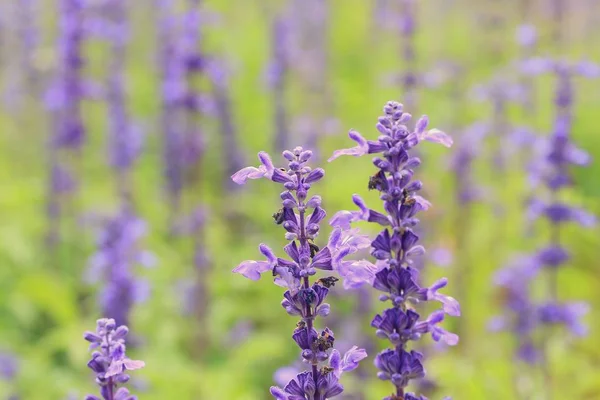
[450,122,489,204]
[493,56,596,368]
[516,24,537,48]
[100,0,144,198]
[87,208,155,327]
[0,351,19,380]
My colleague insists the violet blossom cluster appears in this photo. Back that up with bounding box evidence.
[232,147,367,399]
[156,0,206,215]
[87,209,155,328]
[179,0,207,177]
[329,101,460,400]
[44,0,88,245]
[491,58,598,364]
[100,0,143,187]
[49,0,88,149]
[84,318,144,400]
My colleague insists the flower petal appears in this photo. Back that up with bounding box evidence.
[418,128,453,147]
[328,130,368,161]
[270,386,289,400]
[232,260,272,280]
[231,165,268,184]
[341,346,367,372]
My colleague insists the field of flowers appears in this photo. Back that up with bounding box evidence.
[1,1,600,399]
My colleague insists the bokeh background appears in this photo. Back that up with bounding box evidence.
[1,0,599,399]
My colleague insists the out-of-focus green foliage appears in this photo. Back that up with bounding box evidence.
[1,0,600,399]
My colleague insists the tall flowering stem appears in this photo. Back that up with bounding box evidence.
[87,208,154,328]
[84,318,144,400]
[156,0,185,221]
[329,101,459,399]
[524,58,598,300]
[491,59,598,396]
[232,147,367,399]
[45,0,87,247]
[180,0,206,188]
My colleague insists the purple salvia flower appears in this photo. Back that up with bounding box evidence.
[44,0,88,247]
[50,0,87,149]
[87,208,155,328]
[157,0,214,219]
[329,101,458,399]
[232,147,367,399]
[84,318,144,400]
[156,0,185,217]
[533,60,597,309]
[490,255,543,364]
[492,59,596,371]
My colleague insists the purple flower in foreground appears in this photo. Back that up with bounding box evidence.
[232,147,367,399]
[329,101,458,399]
[84,318,144,400]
